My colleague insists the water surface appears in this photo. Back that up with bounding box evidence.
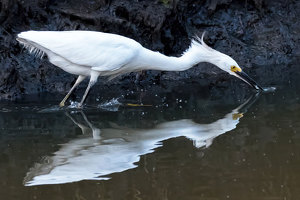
[0,79,299,200]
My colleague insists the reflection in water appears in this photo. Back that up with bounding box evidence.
[24,95,258,186]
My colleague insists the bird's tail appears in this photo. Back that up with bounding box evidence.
[17,31,46,59]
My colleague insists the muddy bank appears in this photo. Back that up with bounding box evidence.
[0,0,299,100]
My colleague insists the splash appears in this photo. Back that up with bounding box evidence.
[38,101,81,113]
[68,101,81,109]
[98,98,122,111]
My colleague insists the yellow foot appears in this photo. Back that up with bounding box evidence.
[59,102,65,107]
[232,113,244,120]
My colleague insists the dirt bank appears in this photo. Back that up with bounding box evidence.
[0,0,299,100]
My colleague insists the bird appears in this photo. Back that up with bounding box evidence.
[16,30,263,107]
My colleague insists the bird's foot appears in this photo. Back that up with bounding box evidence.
[76,103,83,109]
[59,102,65,107]
[232,113,244,120]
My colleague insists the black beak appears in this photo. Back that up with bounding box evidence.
[235,71,263,91]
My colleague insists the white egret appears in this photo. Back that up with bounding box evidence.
[17,30,263,107]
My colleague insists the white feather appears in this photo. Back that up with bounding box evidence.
[17,31,141,74]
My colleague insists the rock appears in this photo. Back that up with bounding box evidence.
[0,0,299,100]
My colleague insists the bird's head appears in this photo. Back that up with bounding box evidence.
[189,33,263,91]
[217,53,263,91]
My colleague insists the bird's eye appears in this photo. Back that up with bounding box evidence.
[231,65,241,72]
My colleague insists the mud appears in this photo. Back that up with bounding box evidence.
[0,0,299,100]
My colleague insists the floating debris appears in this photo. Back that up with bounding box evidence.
[126,103,152,107]
[262,87,276,93]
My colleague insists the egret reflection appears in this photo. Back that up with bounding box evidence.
[24,96,258,186]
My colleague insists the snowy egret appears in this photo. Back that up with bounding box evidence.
[17,31,263,107]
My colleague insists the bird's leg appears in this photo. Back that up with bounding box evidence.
[77,81,96,108]
[78,72,99,108]
[80,111,101,140]
[59,75,86,107]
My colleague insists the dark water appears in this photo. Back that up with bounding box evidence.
[0,77,299,200]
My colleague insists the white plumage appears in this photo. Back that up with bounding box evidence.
[17,31,141,76]
[17,30,262,107]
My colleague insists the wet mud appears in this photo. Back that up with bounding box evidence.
[0,0,299,100]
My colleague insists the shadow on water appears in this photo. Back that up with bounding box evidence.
[0,74,300,199]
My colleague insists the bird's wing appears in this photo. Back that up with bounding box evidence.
[18,31,140,72]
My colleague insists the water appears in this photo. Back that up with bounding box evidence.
[0,80,299,200]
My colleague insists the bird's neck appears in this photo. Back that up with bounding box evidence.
[138,44,221,72]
